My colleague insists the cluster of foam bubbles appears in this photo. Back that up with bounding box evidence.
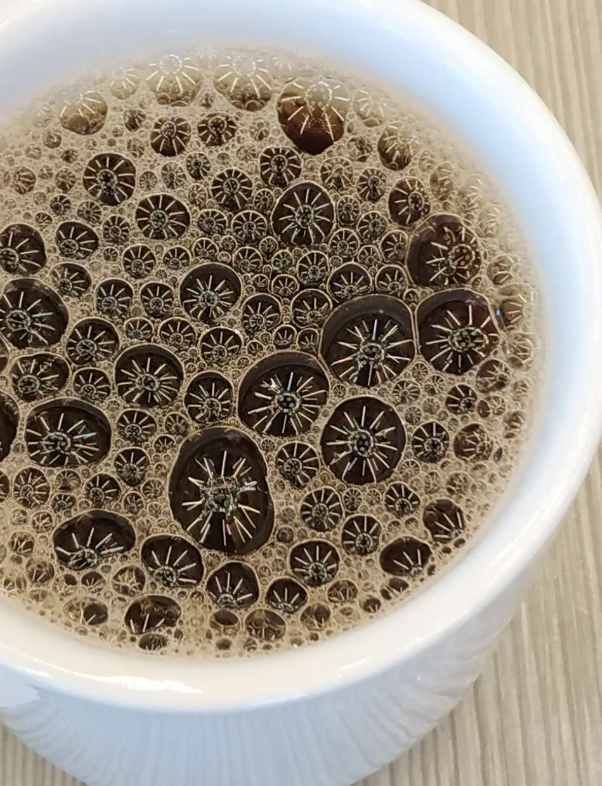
[0,49,541,656]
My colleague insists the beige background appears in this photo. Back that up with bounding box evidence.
[1,0,601,784]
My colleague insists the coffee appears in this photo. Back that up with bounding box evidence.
[0,49,541,656]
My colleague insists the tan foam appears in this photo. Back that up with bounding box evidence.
[0,49,542,657]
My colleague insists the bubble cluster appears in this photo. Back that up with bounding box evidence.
[0,48,541,657]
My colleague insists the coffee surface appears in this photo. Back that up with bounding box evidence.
[0,50,541,656]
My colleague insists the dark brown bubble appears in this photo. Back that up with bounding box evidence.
[115,345,183,408]
[170,428,273,555]
[54,511,135,571]
[114,448,149,487]
[241,294,281,335]
[423,499,466,543]
[141,535,203,588]
[380,537,432,577]
[180,264,241,324]
[408,215,481,288]
[60,91,107,135]
[245,608,286,641]
[276,441,319,489]
[150,116,191,157]
[125,595,181,634]
[290,540,340,587]
[238,351,328,437]
[66,318,119,365]
[25,399,111,469]
[476,359,511,393]
[454,423,493,461]
[52,263,91,299]
[0,278,68,350]
[417,289,499,375]
[185,372,233,426]
[301,602,331,631]
[198,112,237,147]
[266,578,307,614]
[64,597,109,626]
[0,223,46,275]
[377,124,413,171]
[278,76,349,155]
[341,515,381,556]
[83,153,136,205]
[56,221,99,261]
[136,194,190,240]
[272,181,335,246]
[384,483,420,517]
[321,396,405,485]
[412,421,449,464]
[112,565,146,597]
[207,562,259,609]
[300,487,343,532]
[328,580,358,604]
[321,294,414,387]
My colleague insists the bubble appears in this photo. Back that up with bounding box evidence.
[54,511,135,570]
[112,565,146,597]
[505,332,536,369]
[207,562,259,608]
[125,595,181,634]
[380,537,432,577]
[85,474,120,506]
[141,535,203,588]
[301,602,331,631]
[170,428,274,554]
[266,578,307,614]
[322,294,414,387]
[423,499,466,543]
[300,487,343,532]
[26,558,55,585]
[0,278,68,350]
[328,263,371,303]
[0,223,46,275]
[95,279,133,320]
[25,399,110,468]
[503,411,525,439]
[245,608,286,641]
[83,153,136,206]
[115,345,183,407]
[241,294,281,335]
[60,91,107,136]
[290,540,340,587]
[278,76,349,155]
[114,448,149,487]
[185,372,233,426]
[150,117,191,158]
[259,146,300,188]
[417,290,499,375]
[198,113,237,147]
[238,351,328,437]
[341,515,381,556]
[64,597,109,626]
[384,483,420,517]
[322,396,404,484]
[377,124,413,171]
[476,359,511,393]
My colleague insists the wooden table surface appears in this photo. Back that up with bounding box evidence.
[1,1,601,784]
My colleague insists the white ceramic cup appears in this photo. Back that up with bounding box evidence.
[0,1,600,785]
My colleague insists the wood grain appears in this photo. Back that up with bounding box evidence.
[1,1,601,784]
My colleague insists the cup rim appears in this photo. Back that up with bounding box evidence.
[0,0,600,711]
